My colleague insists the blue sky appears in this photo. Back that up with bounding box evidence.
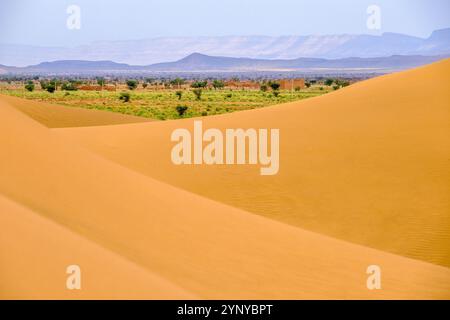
[0,0,449,46]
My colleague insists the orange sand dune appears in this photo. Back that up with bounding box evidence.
[0,94,152,128]
[0,194,195,299]
[0,94,450,299]
[55,59,450,268]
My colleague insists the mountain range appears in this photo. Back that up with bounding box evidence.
[1,28,449,67]
[0,53,447,76]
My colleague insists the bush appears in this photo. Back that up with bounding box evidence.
[24,81,35,92]
[126,79,138,90]
[176,105,188,117]
[192,88,202,100]
[171,78,185,88]
[212,80,225,90]
[175,91,183,100]
[96,77,106,87]
[119,92,131,102]
[333,85,340,91]
[305,82,311,88]
[191,80,208,88]
[270,82,280,91]
[260,84,268,92]
[61,82,78,91]
[46,82,56,93]
[325,79,334,86]
[40,80,48,90]
[273,91,280,97]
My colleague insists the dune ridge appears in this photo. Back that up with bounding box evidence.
[53,59,450,267]
[0,193,196,299]
[0,94,152,128]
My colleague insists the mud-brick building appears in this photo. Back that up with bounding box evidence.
[279,78,305,90]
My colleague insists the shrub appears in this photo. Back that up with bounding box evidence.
[96,77,106,87]
[171,78,185,88]
[273,91,280,97]
[260,84,268,92]
[176,105,188,117]
[333,85,340,91]
[269,82,280,91]
[40,80,48,90]
[192,88,202,100]
[24,81,35,92]
[46,82,56,93]
[191,80,208,88]
[212,80,225,90]
[119,92,131,102]
[61,82,78,91]
[175,91,183,100]
[325,79,334,86]
[126,79,138,90]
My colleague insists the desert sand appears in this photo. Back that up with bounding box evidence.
[0,60,449,299]
[55,59,450,268]
[0,94,152,128]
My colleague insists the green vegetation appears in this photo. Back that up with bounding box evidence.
[175,91,183,100]
[175,105,189,117]
[212,80,225,90]
[191,80,208,88]
[24,81,35,92]
[61,81,78,91]
[96,77,106,87]
[119,92,131,102]
[269,82,280,91]
[192,88,203,100]
[1,82,332,121]
[170,78,185,88]
[126,79,138,90]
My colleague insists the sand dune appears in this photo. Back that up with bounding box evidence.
[1,60,449,299]
[0,94,152,128]
[1,97,449,299]
[0,194,195,299]
[0,102,450,298]
[56,59,450,268]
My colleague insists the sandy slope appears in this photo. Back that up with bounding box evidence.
[0,94,152,128]
[55,59,450,268]
[0,93,449,299]
[0,194,195,299]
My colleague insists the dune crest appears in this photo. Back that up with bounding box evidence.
[0,194,196,299]
[0,94,152,128]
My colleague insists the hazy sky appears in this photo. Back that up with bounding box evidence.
[1,0,449,46]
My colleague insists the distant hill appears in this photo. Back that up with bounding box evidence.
[2,53,447,76]
[146,53,446,72]
[19,60,140,74]
[1,28,449,67]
